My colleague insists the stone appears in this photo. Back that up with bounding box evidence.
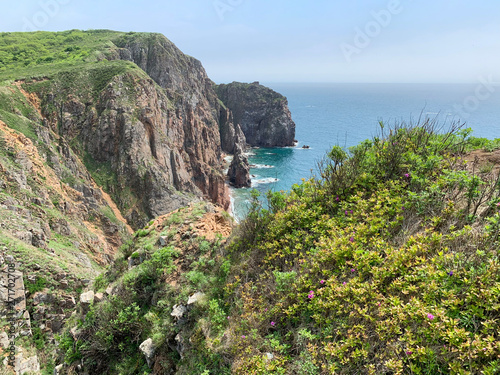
[32,292,52,305]
[187,292,206,306]
[54,364,64,375]
[127,251,144,269]
[80,290,94,305]
[16,354,40,374]
[175,333,184,358]
[94,292,104,302]
[139,338,155,368]
[14,231,33,246]
[30,229,47,249]
[58,280,69,289]
[171,304,187,320]
[158,236,169,247]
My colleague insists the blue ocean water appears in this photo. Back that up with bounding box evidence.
[231,83,500,220]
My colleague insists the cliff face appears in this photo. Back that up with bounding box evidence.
[20,32,241,228]
[216,81,296,147]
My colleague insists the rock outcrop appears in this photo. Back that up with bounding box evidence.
[228,148,251,188]
[216,81,296,147]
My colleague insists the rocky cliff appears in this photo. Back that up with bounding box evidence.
[0,30,296,374]
[216,81,296,147]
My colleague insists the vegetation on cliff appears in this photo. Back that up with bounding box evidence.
[60,122,500,374]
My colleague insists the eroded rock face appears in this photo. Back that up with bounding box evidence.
[216,81,296,147]
[33,33,238,227]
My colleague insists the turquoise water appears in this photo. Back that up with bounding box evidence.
[231,83,500,220]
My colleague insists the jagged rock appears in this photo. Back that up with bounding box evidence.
[228,148,251,188]
[128,251,145,269]
[216,81,296,147]
[61,295,76,308]
[94,292,104,302]
[139,338,155,368]
[49,218,72,236]
[32,292,53,305]
[79,290,94,305]
[13,231,33,245]
[75,253,92,268]
[175,333,185,359]
[58,280,69,289]
[30,229,47,249]
[14,353,40,375]
[54,364,64,375]
[105,285,115,295]
[158,236,169,247]
[27,275,36,283]
[171,304,187,320]
[187,292,206,306]
[219,106,247,154]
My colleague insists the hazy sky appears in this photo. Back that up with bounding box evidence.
[1,0,500,84]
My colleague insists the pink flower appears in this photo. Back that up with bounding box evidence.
[349,237,354,242]
[242,335,246,339]
[320,280,325,284]
[406,350,413,355]
[270,321,276,327]
[351,268,355,272]
[342,282,346,285]
[404,173,410,178]
[307,291,314,299]
[427,313,435,320]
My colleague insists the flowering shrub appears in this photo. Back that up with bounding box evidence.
[223,123,500,374]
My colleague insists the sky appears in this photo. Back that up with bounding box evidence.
[1,0,500,84]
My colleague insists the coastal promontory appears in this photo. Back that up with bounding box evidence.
[216,81,296,147]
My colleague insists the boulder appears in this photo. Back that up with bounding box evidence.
[171,304,187,320]
[139,338,155,368]
[187,292,206,306]
[80,290,94,305]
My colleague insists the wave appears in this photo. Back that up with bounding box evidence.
[252,177,279,187]
[250,164,275,169]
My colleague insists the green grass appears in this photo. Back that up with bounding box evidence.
[0,30,124,78]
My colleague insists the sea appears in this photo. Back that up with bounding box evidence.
[230,83,500,221]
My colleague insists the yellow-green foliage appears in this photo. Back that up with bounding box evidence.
[64,124,500,374]
[223,123,500,374]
